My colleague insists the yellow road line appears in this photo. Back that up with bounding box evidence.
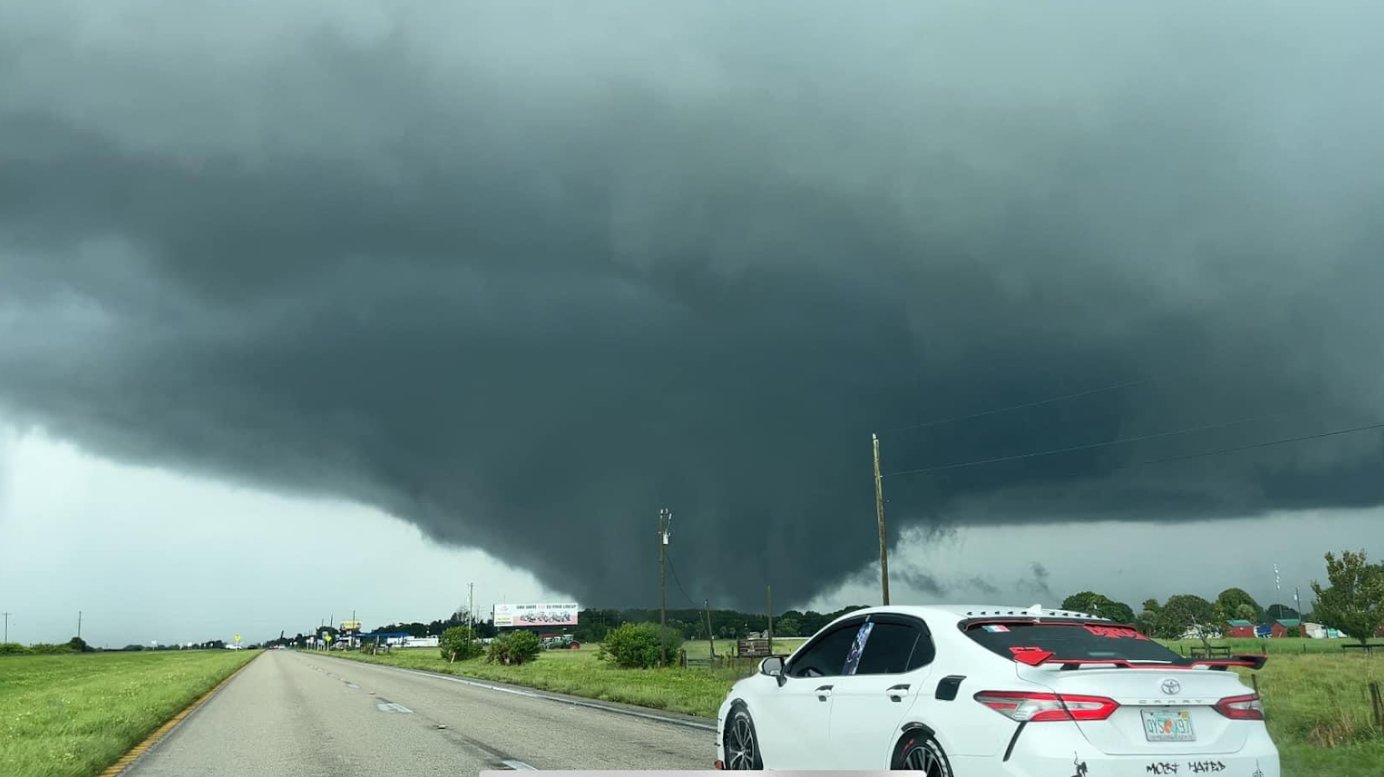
[98,652,262,777]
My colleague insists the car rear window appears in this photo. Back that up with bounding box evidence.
[964,621,1182,662]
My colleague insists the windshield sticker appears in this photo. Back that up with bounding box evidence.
[1085,624,1148,640]
[981,624,1010,633]
[842,622,874,676]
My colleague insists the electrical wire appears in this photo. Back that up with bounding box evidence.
[1135,420,1384,467]
[877,378,1150,436]
[665,551,703,609]
[882,408,1295,478]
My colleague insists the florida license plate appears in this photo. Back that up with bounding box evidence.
[1142,709,1196,742]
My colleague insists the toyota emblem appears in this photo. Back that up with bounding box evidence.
[1161,679,1182,695]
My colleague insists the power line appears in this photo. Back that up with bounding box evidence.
[665,552,701,609]
[1135,420,1384,467]
[885,416,1384,480]
[883,408,1295,478]
[877,378,1150,436]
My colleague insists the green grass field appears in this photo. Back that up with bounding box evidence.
[335,637,1384,776]
[0,650,258,777]
[333,642,777,718]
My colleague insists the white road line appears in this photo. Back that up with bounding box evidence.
[345,682,360,689]
[502,760,536,770]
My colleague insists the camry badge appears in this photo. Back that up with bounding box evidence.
[1161,679,1182,695]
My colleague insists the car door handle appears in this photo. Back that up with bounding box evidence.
[886,683,910,702]
[815,685,834,701]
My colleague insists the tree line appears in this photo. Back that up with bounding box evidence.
[1063,549,1384,646]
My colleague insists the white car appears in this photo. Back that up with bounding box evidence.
[715,604,1279,775]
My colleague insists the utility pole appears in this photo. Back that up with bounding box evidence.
[705,599,716,658]
[77,610,82,640]
[872,433,891,606]
[3,612,9,644]
[658,508,671,667]
[767,585,774,647]
[468,582,475,656]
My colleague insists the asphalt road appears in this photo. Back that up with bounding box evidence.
[125,650,714,775]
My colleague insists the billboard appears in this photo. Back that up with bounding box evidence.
[493,602,580,627]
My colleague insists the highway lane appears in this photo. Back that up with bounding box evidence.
[126,649,714,775]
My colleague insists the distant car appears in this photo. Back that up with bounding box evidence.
[715,604,1279,775]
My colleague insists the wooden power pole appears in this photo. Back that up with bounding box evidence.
[705,599,716,658]
[873,433,891,606]
[767,585,774,647]
[658,508,671,666]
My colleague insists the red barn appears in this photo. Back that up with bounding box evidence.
[1270,619,1301,638]
[1226,620,1256,638]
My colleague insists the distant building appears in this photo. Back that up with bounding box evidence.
[1269,619,1302,638]
[1226,620,1256,639]
[1302,622,1346,639]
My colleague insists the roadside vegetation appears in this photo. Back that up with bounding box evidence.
[0,649,258,777]
[1232,651,1384,775]
[332,636,805,718]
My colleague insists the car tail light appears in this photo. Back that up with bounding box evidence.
[974,691,1120,722]
[1214,693,1264,720]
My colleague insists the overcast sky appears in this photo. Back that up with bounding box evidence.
[3,2,1384,647]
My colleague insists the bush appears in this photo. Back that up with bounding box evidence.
[598,622,683,668]
[486,631,542,665]
[0,643,30,655]
[439,626,483,663]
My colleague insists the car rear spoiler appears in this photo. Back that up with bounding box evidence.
[1009,647,1268,671]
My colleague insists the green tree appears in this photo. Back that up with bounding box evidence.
[486,630,542,665]
[1265,603,1301,621]
[1311,550,1384,646]
[775,618,801,638]
[1153,595,1220,643]
[598,622,683,668]
[1215,588,1263,623]
[439,625,482,663]
[1061,592,1136,624]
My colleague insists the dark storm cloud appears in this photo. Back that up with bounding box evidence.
[3,1,1384,608]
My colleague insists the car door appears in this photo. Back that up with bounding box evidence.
[751,618,864,769]
[826,615,937,769]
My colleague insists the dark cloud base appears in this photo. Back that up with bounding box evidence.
[3,2,1383,609]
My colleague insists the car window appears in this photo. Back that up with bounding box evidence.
[963,621,1181,662]
[787,622,861,678]
[854,621,932,675]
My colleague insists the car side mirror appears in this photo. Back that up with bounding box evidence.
[760,656,787,686]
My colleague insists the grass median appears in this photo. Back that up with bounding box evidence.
[0,649,259,777]
[329,639,804,719]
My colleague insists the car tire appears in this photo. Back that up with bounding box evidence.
[723,704,764,770]
[892,730,952,775]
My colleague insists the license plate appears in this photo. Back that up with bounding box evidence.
[1142,709,1196,742]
